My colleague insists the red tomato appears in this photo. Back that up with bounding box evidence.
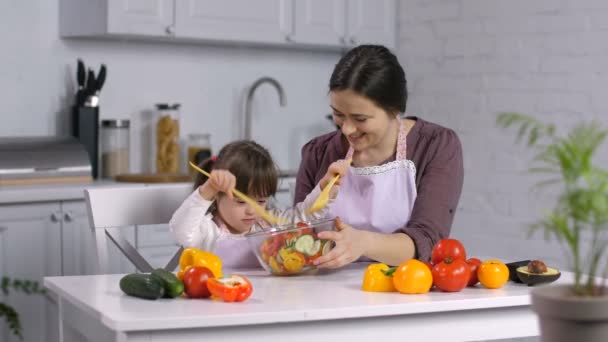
[432,259,470,292]
[183,266,214,298]
[431,238,467,265]
[466,258,482,286]
[296,222,313,235]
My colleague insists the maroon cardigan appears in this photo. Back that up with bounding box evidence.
[294,117,464,262]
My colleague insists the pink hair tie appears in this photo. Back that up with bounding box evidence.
[211,155,217,161]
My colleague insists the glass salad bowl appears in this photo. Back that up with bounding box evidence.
[246,218,336,276]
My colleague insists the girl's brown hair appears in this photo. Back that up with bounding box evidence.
[194,140,278,198]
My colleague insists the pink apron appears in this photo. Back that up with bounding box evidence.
[329,119,417,237]
[212,223,261,269]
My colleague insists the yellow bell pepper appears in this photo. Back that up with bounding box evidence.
[361,263,397,292]
[177,248,223,280]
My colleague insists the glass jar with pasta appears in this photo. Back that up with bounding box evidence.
[154,103,181,173]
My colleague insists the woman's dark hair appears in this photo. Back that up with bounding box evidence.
[329,44,407,114]
[194,140,278,198]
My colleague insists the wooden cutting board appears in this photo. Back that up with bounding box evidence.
[114,173,193,183]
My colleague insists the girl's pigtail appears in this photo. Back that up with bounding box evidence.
[193,156,216,190]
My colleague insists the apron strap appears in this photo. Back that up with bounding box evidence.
[345,119,408,161]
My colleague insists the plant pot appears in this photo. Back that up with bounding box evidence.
[531,284,608,342]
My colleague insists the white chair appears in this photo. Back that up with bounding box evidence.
[84,183,192,274]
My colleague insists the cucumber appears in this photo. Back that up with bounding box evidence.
[308,240,321,256]
[294,235,314,255]
[119,273,165,300]
[322,240,334,256]
[151,268,184,298]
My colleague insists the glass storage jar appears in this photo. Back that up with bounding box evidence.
[187,133,212,175]
[154,103,180,173]
[100,119,130,179]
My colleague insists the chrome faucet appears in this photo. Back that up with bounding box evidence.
[244,77,287,140]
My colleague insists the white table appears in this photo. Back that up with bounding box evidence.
[44,263,561,342]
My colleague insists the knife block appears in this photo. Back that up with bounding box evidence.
[72,105,99,178]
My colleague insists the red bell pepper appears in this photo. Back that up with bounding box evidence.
[207,275,253,302]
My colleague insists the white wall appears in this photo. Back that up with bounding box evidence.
[0,0,340,173]
[398,0,608,270]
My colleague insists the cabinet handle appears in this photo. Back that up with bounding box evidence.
[285,34,294,43]
[50,212,61,223]
[64,211,73,222]
[165,25,175,35]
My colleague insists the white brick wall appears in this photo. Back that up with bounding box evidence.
[398,0,608,271]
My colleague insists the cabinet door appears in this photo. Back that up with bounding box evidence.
[60,201,99,276]
[346,0,396,49]
[175,0,291,44]
[61,200,135,276]
[107,0,175,36]
[291,0,345,47]
[0,203,62,342]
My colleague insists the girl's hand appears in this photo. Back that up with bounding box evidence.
[319,159,350,191]
[314,217,368,269]
[198,170,236,200]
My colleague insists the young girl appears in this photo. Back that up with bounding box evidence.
[170,140,348,268]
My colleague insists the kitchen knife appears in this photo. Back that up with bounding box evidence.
[95,64,106,95]
[84,68,97,107]
[76,59,86,106]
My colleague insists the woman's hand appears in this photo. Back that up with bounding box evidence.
[314,217,368,269]
[319,159,350,191]
[198,170,236,200]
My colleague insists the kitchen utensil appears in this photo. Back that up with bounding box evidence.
[189,161,285,225]
[245,218,337,276]
[95,64,106,95]
[76,59,86,106]
[306,159,351,214]
[84,68,98,107]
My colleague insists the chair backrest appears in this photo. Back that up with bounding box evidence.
[85,183,192,274]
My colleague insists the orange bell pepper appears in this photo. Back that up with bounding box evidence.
[207,275,253,302]
[177,248,223,280]
[361,263,396,292]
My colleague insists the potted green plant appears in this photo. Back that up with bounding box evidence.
[1,276,46,340]
[497,112,608,342]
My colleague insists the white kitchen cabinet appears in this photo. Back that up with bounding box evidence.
[346,0,396,48]
[289,0,346,47]
[60,0,396,49]
[0,197,176,341]
[0,203,61,342]
[175,0,291,44]
[60,0,174,38]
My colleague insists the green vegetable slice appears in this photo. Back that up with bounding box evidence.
[294,235,315,255]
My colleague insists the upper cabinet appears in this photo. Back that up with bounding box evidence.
[288,0,346,47]
[174,0,290,44]
[60,0,174,37]
[60,0,396,50]
[346,0,396,48]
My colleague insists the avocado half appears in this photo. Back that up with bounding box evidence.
[516,265,561,286]
[505,260,531,283]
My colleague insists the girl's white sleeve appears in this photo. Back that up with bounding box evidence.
[169,189,219,250]
[268,183,335,224]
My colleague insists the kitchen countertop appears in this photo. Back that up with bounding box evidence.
[0,175,296,205]
[44,263,564,341]
[0,180,147,204]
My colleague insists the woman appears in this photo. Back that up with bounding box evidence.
[295,45,464,268]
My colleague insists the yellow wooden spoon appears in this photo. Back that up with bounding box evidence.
[306,159,351,214]
[189,162,285,225]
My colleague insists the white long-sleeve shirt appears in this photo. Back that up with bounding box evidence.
[169,185,331,251]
